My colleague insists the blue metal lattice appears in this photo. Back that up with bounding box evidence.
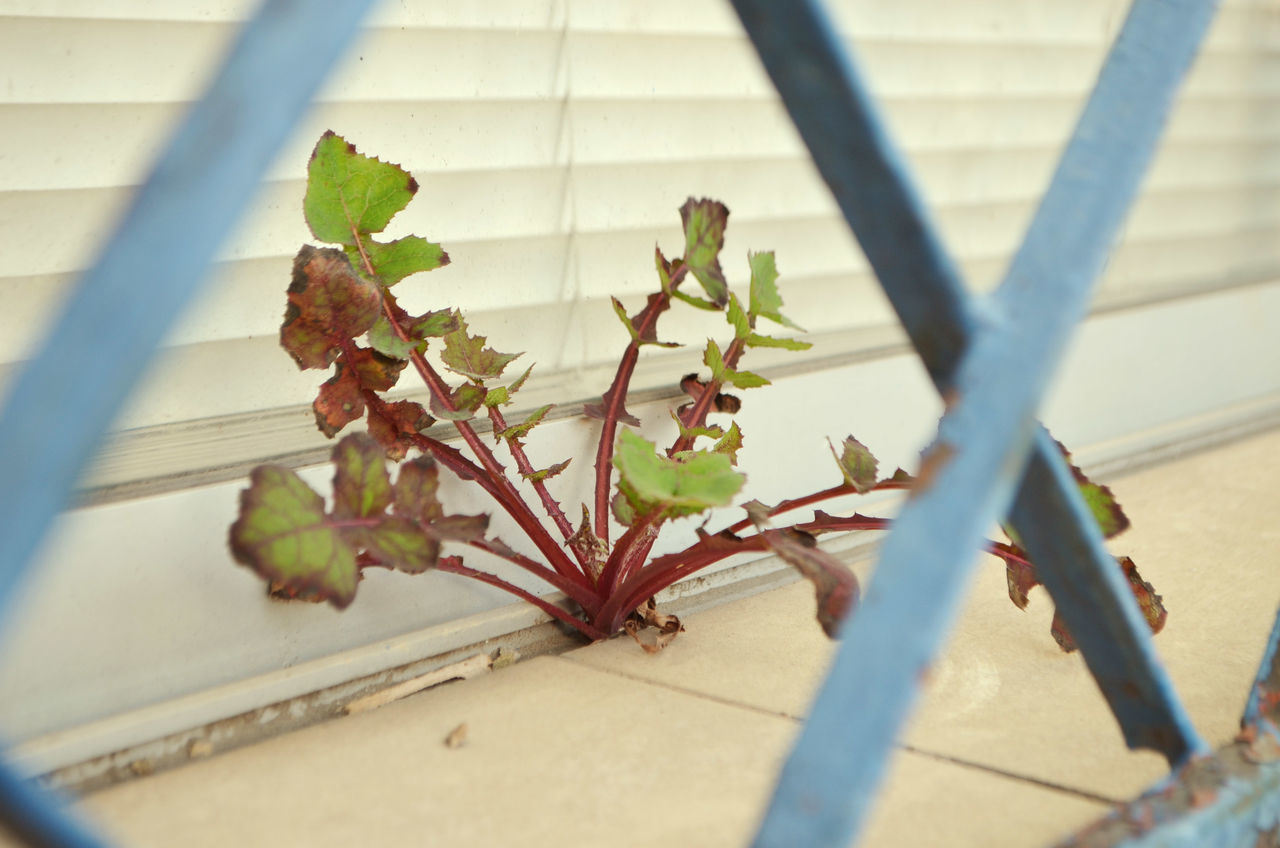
[1,0,1277,845]
[0,1,378,844]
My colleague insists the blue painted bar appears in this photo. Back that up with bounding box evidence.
[1059,752,1280,847]
[1058,609,1280,847]
[0,1,377,844]
[1242,605,1280,731]
[0,761,106,848]
[739,0,1217,844]
[731,0,1209,773]
[1007,429,1205,758]
[0,0,375,610]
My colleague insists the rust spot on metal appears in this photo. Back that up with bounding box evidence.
[909,441,956,500]
[1255,684,1280,721]
[1242,725,1280,764]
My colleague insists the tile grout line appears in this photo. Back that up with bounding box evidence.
[550,655,809,723]
[899,745,1122,806]
[550,658,1125,807]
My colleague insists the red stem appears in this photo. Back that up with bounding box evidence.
[604,331,751,589]
[347,229,583,587]
[598,535,767,631]
[465,537,600,616]
[668,335,747,456]
[591,268,688,543]
[361,397,597,602]
[369,302,584,589]
[487,405,577,547]
[592,344,643,542]
[437,556,604,641]
[595,507,661,598]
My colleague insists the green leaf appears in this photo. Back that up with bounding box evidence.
[748,251,803,330]
[498,404,554,443]
[281,245,383,370]
[1079,479,1128,538]
[679,198,730,306]
[1005,439,1129,545]
[713,421,744,465]
[304,131,417,245]
[670,410,723,443]
[1056,439,1129,538]
[347,235,449,287]
[726,294,750,340]
[484,365,533,408]
[612,430,745,520]
[441,316,522,383]
[671,288,722,311]
[611,489,637,526]
[611,296,680,348]
[611,297,639,343]
[331,434,393,519]
[229,465,359,609]
[412,308,462,338]
[367,316,419,360]
[702,339,769,389]
[524,459,571,483]
[830,436,878,494]
[363,517,439,574]
[430,383,487,421]
[745,332,811,351]
[704,338,727,381]
[313,364,364,438]
[724,368,769,389]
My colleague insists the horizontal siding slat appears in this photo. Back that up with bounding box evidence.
[0,0,1274,465]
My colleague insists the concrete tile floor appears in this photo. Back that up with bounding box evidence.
[32,428,1280,846]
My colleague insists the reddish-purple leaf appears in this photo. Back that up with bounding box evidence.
[430,513,491,542]
[430,383,487,422]
[368,400,432,461]
[229,465,359,609]
[281,245,382,370]
[524,458,570,483]
[830,436,879,494]
[991,543,1166,653]
[678,373,741,415]
[583,387,642,428]
[412,308,462,338]
[348,346,406,392]
[679,198,730,306]
[1119,555,1167,634]
[746,503,859,637]
[393,456,443,524]
[313,364,365,438]
[567,507,609,579]
[331,434,393,520]
[364,516,439,574]
[611,295,681,348]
